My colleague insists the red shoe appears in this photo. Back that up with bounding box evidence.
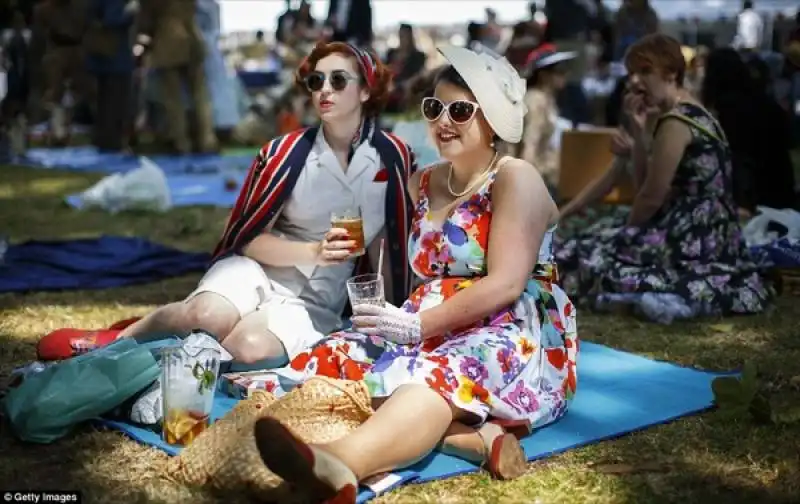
[478,423,527,480]
[108,317,141,330]
[37,317,140,361]
[488,418,532,439]
[37,328,121,361]
[254,416,358,504]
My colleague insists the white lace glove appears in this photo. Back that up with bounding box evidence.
[351,303,422,345]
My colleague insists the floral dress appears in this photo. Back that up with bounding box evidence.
[555,103,772,319]
[255,169,579,429]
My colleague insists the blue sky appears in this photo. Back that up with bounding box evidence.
[219,1,799,33]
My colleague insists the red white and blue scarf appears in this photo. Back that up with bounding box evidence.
[212,125,417,303]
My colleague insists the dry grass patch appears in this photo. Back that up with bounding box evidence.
[1,165,799,503]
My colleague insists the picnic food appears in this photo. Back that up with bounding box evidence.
[163,408,209,446]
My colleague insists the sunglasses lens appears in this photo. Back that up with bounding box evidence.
[330,71,350,91]
[306,73,324,92]
[448,101,476,123]
[422,98,444,121]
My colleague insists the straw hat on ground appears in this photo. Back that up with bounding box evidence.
[166,376,374,498]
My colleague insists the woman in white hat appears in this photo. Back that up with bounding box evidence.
[249,45,578,503]
[518,44,576,189]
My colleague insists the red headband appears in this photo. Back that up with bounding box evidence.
[345,43,377,89]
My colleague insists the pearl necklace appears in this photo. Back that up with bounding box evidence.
[447,151,499,198]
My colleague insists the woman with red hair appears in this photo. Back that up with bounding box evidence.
[118,41,418,370]
[556,34,772,322]
[249,45,576,501]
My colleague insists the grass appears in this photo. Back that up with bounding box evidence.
[1,164,799,504]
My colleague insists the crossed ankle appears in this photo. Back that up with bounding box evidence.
[314,442,366,481]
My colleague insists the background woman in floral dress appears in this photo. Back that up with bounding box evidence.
[250,45,578,503]
[556,34,772,323]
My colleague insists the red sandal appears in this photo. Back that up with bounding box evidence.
[488,418,532,439]
[478,423,527,480]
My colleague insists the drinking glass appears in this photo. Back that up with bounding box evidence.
[161,344,221,446]
[346,273,385,307]
[331,206,365,257]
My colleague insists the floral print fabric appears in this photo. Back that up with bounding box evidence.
[251,168,579,430]
[556,103,772,317]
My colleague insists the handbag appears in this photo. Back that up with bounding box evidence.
[1,338,163,443]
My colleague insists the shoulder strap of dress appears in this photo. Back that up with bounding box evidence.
[473,155,513,200]
[417,164,442,206]
[420,167,433,192]
[485,155,515,183]
[657,103,729,145]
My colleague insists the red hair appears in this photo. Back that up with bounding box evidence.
[295,41,393,117]
[624,33,686,86]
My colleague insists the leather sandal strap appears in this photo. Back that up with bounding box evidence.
[476,422,505,463]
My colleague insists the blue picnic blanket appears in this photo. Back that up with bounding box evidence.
[19,147,254,208]
[0,236,209,292]
[22,147,253,175]
[750,237,800,269]
[98,342,729,502]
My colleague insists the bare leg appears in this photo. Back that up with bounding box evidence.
[222,310,288,365]
[322,409,527,480]
[439,421,486,463]
[117,292,239,340]
[322,384,465,479]
[255,384,466,498]
[254,386,528,502]
[116,303,190,339]
[439,421,527,480]
[119,291,290,365]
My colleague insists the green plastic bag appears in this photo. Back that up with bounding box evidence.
[1,338,161,443]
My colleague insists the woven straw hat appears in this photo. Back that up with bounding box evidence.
[166,376,374,497]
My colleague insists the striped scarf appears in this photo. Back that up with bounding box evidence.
[349,117,376,163]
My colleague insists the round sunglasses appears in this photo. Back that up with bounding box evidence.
[304,70,358,92]
[421,97,481,124]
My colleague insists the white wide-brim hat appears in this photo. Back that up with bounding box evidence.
[533,51,577,69]
[522,44,577,78]
[438,45,528,144]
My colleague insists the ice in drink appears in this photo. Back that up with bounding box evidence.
[160,335,220,446]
